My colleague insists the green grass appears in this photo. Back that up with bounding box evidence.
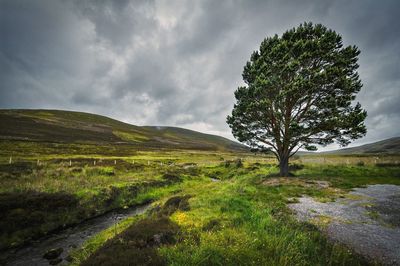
[113,130,150,142]
[2,109,399,264]
[66,159,400,265]
[1,147,399,264]
[295,163,400,189]
[0,157,198,250]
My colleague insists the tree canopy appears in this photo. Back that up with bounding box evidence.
[227,22,367,176]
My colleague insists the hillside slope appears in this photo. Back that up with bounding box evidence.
[325,137,400,154]
[0,109,246,152]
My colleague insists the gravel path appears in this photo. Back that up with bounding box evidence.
[289,184,400,265]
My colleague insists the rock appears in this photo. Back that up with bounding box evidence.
[49,258,63,265]
[43,247,63,260]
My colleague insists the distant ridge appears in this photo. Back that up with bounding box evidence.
[0,109,247,152]
[324,137,400,155]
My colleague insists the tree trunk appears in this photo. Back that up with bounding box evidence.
[279,156,289,177]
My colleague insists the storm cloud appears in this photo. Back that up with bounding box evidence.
[1,0,399,149]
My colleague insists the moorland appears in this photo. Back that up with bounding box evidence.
[1,109,399,265]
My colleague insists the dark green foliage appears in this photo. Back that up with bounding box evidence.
[227,22,367,176]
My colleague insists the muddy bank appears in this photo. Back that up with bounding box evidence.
[81,195,191,266]
[289,184,400,265]
[1,204,151,266]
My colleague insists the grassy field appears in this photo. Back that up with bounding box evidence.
[1,145,399,265]
[0,147,256,251]
[70,156,400,266]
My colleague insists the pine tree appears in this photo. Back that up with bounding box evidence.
[227,22,367,176]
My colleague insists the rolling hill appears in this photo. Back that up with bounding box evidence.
[324,137,400,155]
[0,109,247,152]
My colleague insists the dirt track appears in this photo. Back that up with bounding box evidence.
[289,184,400,265]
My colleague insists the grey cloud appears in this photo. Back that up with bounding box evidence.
[1,0,399,150]
[74,0,158,49]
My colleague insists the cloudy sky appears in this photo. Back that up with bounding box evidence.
[1,0,399,150]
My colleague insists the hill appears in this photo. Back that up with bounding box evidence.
[0,109,247,152]
[324,137,400,155]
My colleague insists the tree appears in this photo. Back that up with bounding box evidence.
[227,22,367,176]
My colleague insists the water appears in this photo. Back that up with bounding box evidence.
[2,203,152,265]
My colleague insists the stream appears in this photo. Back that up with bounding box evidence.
[2,203,152,266]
